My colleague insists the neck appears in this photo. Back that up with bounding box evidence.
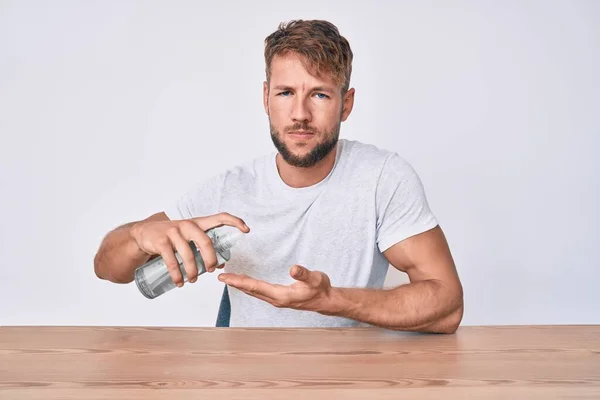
[276,144,338,188]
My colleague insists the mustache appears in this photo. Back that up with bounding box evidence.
[284,123,319,134]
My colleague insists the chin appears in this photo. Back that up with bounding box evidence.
[292,145,320,160]
[287,139,312,149]
[270,126,338,168]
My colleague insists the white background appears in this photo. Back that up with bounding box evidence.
[1,0,598,327]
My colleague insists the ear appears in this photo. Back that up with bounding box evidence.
[341,88,355,122]
[263,81,269,115]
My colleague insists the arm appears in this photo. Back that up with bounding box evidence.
[94,212,169,283]
[324,225,464,333]
[219,225,463,334]
[94,211,250,286]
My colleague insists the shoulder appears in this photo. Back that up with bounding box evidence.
[212,152,272,187]
[339,139,413,175]
[340,139,394,162]
[339,139,424,191]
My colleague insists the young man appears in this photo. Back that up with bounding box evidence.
[94,20,464,333]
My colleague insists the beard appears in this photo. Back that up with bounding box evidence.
[269,120,340,168]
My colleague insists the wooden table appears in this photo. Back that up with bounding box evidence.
[0,325,598,399]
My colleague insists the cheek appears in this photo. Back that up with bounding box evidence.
[268,96,288,111]
[267,103,287,123]
[315,101,342,120]
[268,114,286,130]
[317,111,341,131]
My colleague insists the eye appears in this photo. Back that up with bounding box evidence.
[277,91,292,97]
[314,93,329,99]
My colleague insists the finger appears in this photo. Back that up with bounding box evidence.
[238,288,280,306]
[193,212,250,234]
[290,265,319,285]
[156,243,184,287]
[178,221,217,274]
[193,231,219,273]
[167,229,198,284]
[219,273,286,300]
[216,263,225,269]
[223,276,283,307]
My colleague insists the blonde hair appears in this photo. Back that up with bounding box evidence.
[264,20,353,94]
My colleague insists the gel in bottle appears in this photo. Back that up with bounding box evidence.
[134,225,244,299]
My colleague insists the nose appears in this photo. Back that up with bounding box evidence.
[291,96,312,123]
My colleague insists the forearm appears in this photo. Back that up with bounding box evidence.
[323,280,463,333]
[94,222,151,284]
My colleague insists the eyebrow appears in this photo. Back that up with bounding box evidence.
[273,85,335,94]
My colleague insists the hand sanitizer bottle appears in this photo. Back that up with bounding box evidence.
[134,225,244,299]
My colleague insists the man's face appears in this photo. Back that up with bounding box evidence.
[264,53,354,168]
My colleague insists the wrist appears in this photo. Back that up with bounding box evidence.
[129,221,141,244]
[128,222,149,258]
[319,287,357,317]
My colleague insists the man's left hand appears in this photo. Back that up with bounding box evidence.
[218,265,332,312]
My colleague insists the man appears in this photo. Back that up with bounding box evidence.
[94,19,464,333]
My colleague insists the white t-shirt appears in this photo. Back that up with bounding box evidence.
[164,139,438,327]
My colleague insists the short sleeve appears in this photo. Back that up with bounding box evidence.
[163,173,224,221]
[375,154,439,253]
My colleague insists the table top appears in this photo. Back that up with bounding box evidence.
[1,325,599,399]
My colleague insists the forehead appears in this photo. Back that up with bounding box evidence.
[269,53,338,89]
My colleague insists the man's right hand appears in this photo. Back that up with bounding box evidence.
[130,212,249,287]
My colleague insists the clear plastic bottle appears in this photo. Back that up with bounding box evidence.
[134,225,244,299]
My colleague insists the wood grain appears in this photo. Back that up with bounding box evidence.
[1,325,599,399]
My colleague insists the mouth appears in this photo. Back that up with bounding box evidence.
[288,131,315,140]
